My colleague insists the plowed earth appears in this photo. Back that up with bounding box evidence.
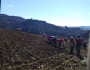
[0,28,88,70]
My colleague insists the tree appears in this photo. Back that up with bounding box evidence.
[65,26,68,29]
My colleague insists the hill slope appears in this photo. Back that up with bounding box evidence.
[80,26,90,30]
[0,14,26,30]
[0,14,25,21]
[69,26,90,30]
[19,19,87,38]
[0,14,87,38]
[0,28,88,70]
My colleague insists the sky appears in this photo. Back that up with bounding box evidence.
[1,0,90,27]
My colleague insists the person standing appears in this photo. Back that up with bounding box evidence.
[39,32,41,35]
[53,36,57,47]
[76,34,82,56]
[42,33,45,38]
[82,38,88,50]
[68,36,75,55]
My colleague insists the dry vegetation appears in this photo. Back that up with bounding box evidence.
[0,28,88,70]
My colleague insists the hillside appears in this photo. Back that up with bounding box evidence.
[0,14,87,38]
[19,19,87,38]
[0,14,26,30]
[69,26,90,30]
[0,28,88,70]
[80,26,90,30]
[0,14,25,21]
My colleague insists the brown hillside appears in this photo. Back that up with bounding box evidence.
[0,28,88,70]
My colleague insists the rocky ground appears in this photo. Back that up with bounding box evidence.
[0,28,88,70]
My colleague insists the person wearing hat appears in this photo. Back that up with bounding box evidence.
[68,36,75,55]
[76,34,82,56]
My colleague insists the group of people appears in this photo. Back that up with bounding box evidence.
[47,34,88,56]
[47,35,67,49]
[69,34,88,56]
[39,32,88,56]
[16,28,21,31]
[39,32,46,38]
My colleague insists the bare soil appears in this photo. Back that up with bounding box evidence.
[0,28,88,70]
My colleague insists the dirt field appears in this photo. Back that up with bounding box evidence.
[0,28,88,70]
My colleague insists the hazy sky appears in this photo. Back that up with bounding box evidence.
[1,0,90,26]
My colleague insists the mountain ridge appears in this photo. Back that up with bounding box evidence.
[68,26,90,30]
[0,14,25,20]
[0,14,87,38]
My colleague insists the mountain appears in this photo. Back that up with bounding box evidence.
[0,28,87,70]
[0,14,26,21]
[68,26,90,30]
[80,26,90,30]
[0,14,26,30]
[0,14,87,38]
[19,19,87,38]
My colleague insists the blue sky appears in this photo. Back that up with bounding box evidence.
[1,0,90,26]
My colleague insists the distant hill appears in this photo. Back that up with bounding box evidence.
[0,14,26,30]
[0,14,87,38]
[0,14,26,21]
[80,26,90,30]
[19,19,87,38]
[69,26,90,30]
